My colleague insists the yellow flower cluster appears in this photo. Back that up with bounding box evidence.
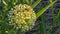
[8,4,36,31]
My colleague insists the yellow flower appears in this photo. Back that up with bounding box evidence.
[8,4,36,32]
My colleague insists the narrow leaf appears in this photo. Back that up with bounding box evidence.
[2,0,7,6]
[58,10,60,34]
[47,9,60,34]
[31,0,41,8]
[36,0,57,18]
[40,14,46,34]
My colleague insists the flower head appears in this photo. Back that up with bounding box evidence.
[8,4,36,31]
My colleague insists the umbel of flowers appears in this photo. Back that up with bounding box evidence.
[8,4,36,31]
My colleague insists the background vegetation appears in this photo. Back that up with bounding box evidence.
[0,0,60,34]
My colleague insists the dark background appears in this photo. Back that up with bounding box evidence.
[26,0,60,34]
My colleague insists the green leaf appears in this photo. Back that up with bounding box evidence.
[39,14,46,34]
[58,10,60,34]
[47,9,60,34]
[52,10,60,28]
[31,0,41,8]
[36,0,57,18]
[2,0,8,6]
[11,0,16,5]
[24,0,29,4]
[50,0,53,3]
[17,0,23,4]
[48,0,54,34]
